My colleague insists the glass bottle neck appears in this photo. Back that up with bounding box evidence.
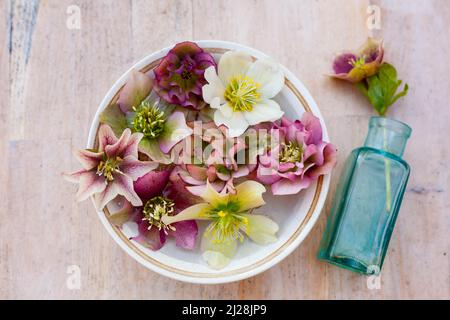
[364,117,411,157]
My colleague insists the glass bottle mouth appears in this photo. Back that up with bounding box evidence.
[369,117,412,138]
[364,117,412,157]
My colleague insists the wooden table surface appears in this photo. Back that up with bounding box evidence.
[1,0,449,299]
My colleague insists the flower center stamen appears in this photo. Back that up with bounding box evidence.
[224,75,261,112]
[280,142,303,163]
[142,196,176,234]
[132,101,166,139]
[181,59,194,80]
[350,57,366,68]
[96,157,122,181]
[204,201,248,244]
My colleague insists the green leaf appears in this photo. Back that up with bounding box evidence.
[99,103,128,137]
[378,63,397,81]
[366,76,385,114]
[356,82,369,99]
[356,63,409,116]
[389,83,409,108]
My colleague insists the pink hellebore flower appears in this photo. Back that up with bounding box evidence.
[257,113,337,195]
[63,124,158,210]
[154,41,216,110]
[171,123,255,196]
[330,37,384,83]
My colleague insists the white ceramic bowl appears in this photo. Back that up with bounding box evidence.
[87,40,330,284]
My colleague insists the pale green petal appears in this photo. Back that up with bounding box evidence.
[241,214,278,245]
[139,137,172,164]
[161,203,212,225]
[200,180,229,206]
[232,180,266,212]
[201,230,238,269]
[99,103,128,137]
[158,111,193,153]
[107,196,133,226]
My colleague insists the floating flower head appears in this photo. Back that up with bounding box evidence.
[202,51,285,137]
[127,99,193,163]
[161,181,278,269]
[172,123,255,196]
[108,169,199,251]
[257,113,337,195]
[154,41,216,110]
[330,37,384,83]
[100,70,193,164]
[63,124,158,210]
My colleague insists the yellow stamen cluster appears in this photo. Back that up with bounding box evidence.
[224,75,261,112]
[350,56,366,68]
[204,202,249,244]
[143,196,176,234]
[96,157,123,181]
[280,141,303,163]
[132,101,165,139]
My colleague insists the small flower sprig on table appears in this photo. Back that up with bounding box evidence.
[330,37,409,211]
[330,38,408,115]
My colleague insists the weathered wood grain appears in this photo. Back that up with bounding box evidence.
[0,0,449,299]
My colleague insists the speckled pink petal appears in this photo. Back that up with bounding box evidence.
[62,169,87,183]
[75,171,107,202]
[120,156,158,181]
[93,182,119,211]
[73,149,103,170]
[98,124,119,152]
[123,131,143,158]
[112,173,142,207]
[104,128,132,158]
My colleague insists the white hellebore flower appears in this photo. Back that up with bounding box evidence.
[202,51,285,137]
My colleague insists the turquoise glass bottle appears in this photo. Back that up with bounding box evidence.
[318,117,411,274]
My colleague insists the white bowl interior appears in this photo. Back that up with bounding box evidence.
[90,40,330,283]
